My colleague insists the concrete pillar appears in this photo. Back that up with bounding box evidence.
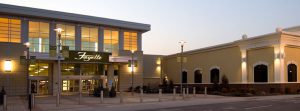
[75,25,81,50]
[98,27,104,52]
[118,30,124,51]
[49,21,56,46]
[137,32,142,51]
[241,49,248,83]
[274,45,285,83]
[21,18,29,44]
[107,64,114,90]
[52,62,59,96]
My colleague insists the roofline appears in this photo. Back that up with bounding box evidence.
[0,3,150,32]
[164,29,291,58]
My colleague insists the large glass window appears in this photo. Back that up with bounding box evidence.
[81,26,98,51]
[62,63,76,75]
[29,62,49,76]
[56,24,75,50]
[62,63,102,75]
[29,21,49,52]
[104,29,119,55]
[81,64,101,75]
[124,32,137,51]
[0,17,21,43]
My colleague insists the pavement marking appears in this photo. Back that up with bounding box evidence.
[244,105,272,110]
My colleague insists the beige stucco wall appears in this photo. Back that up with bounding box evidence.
[284,46,300,82]
[163,46,242,84]
[143,55,162,85]
[247,47,275,82]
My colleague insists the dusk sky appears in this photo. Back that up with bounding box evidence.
[1,0,300,55]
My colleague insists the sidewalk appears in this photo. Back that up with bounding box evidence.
[4,93,300,111]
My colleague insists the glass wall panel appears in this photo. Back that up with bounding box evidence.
[29,21,49,52]
[81,64,101,75]
[56,24,75,50]
[104,29,119,55]
[0,17,21,43]
[62,63,76,75]
[124,31,137,51]
[81,26,98,51]
[29,62,49,76]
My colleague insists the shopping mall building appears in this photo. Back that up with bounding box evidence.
[162,26,300,93]
[0,3,152,96]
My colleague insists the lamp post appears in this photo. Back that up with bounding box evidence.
[131,50,135,96]
[179,40,186,95]
[24,42,31,97]
[54,28,63,107]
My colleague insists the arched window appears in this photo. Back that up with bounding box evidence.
[254,64,268,82]
[194,70,202,83]
[210,68,220,83]
[288,64,297,82]
[182,71,187,83]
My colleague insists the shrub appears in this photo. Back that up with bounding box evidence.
[109,86,116,97]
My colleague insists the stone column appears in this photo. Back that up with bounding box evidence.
[75,25,81,50]
[107,64,114,90]
[98,27,104,52]
[49,21,56,46]
[21,18,29,44]
[119,30,124,51]
[274,45,285,83]
[52,62,59,96]
[137,32,142,51]
[241,49,248,83]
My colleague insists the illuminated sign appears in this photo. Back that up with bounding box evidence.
[65,51,110,63]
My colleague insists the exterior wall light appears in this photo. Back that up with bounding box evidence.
[4,60,12,72]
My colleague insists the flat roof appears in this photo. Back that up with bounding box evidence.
[0,3,150,32]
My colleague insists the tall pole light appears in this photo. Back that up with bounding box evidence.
[54,28,63,107]
[24,42,31,97]
[179,40,186,95]
[131,50,135,96]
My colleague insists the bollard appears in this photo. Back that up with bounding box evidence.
[3,95,6,111]
[182,88,185,100]
[79,92,82,105]
[100,90,103,103]
[173,88,176,101]
[186,88,189,98]
[193,87,196,97]
[32,93,35,108]
[158,89,162,102]
[204,87,207,96]
[56,93,60,107]
[119,91,123,103]
[140,89,143,103]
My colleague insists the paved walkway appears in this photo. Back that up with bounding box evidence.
[2,93,300,111]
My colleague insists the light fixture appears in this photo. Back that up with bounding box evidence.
[24,42,30,48]
[4,60,12,72]
[54,28,63,33]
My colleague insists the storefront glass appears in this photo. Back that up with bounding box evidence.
[29,21,49,52]
[81,26,98,51]
[104,29,119,56]
[29,62,49,76]
[0,17,21,43]
[56,24,75,50]
[124,31,137,51]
